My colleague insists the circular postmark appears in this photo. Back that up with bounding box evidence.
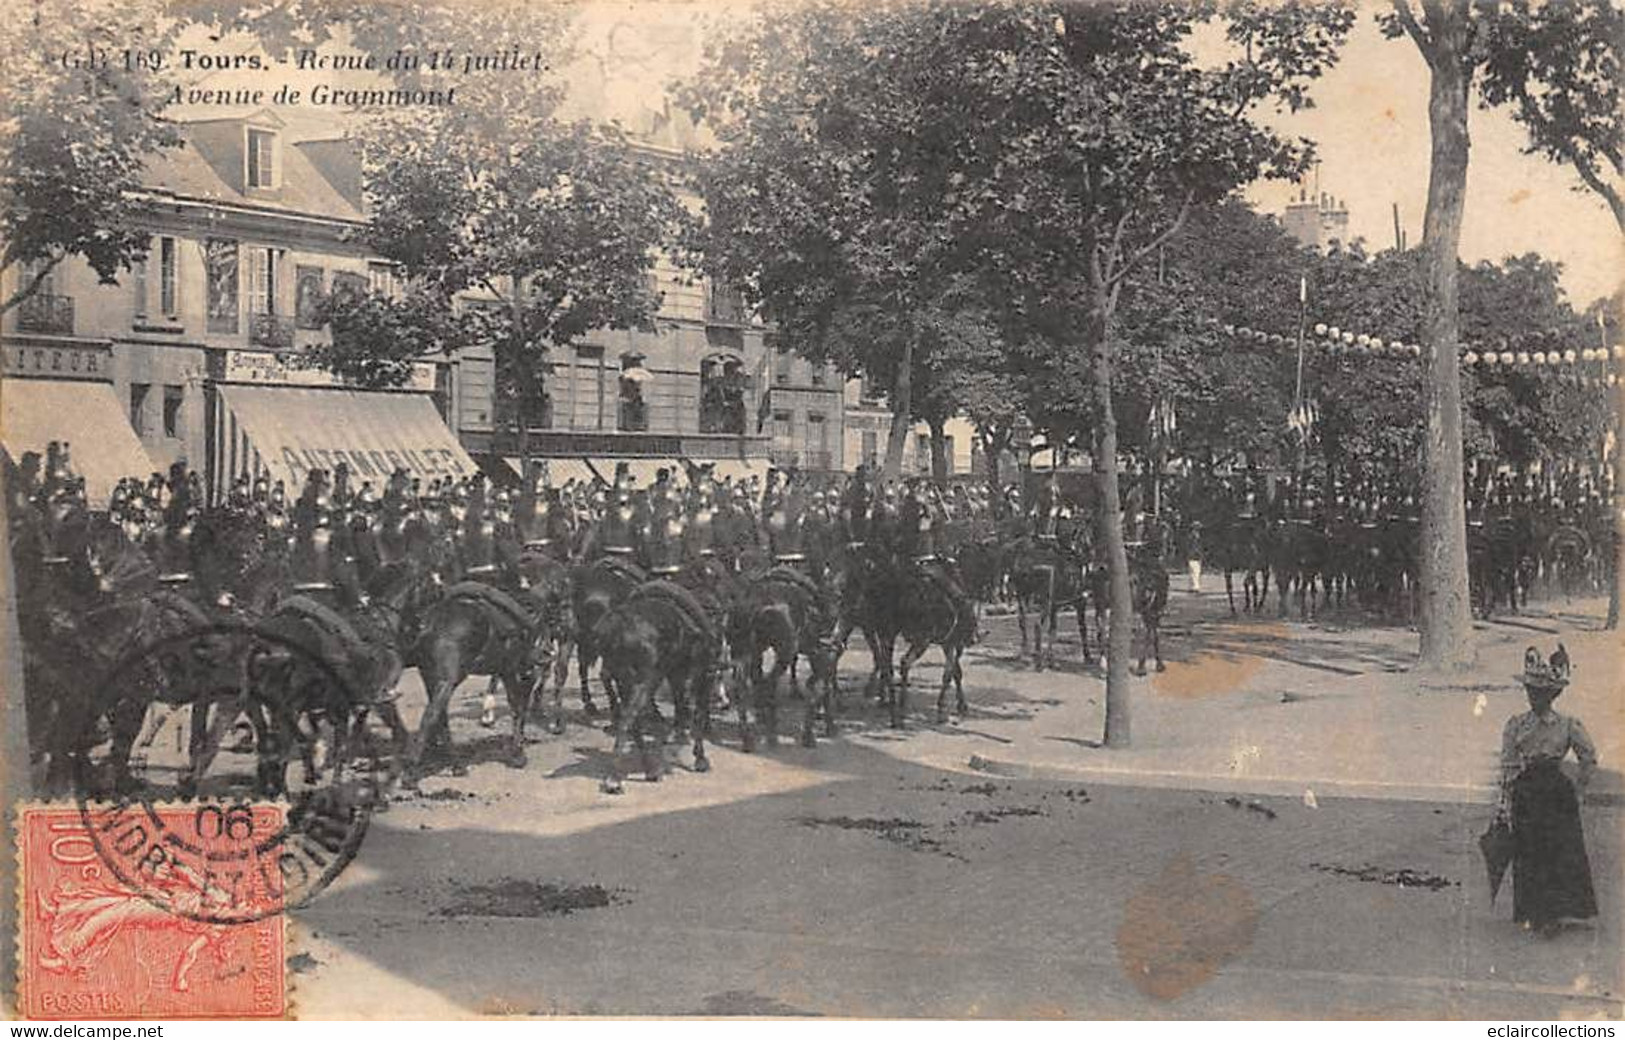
[71,617,389,924]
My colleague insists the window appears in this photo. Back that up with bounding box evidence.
[246,128,278,189]
[129,383,150,436]
[862,431,878,469]
[916,433,931,473]
[369,262,400,299]
[162,385,183,439]
[810,362,827,388]
[774,344,792,386]
[943,435,956,476]
[248,247,277,315]
[700,356,746,434]
[295,266,325,329]
[574,345,605,430]
[771,409,793,443]
[807,413,828,468]
[22,258,57,297]
[132,244,148,318]
[205,239,239,334]
[159,237,178,316]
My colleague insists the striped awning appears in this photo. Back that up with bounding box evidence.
[214,384,475,498]
[0,379,154,507]
[504,457,601,488]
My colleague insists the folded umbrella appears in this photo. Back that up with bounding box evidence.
[1479,817,1515,905]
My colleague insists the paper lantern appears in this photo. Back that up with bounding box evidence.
[1500,351,1515,365]
[1614,346,1624,360]
[1328,326,1340,340]
[1342,331,1355,345]
[1370,338,1385,352]
[1563,350,1577,364]
[1463,351,1479,365]
[1517,352,1531,365]
[1356,334,1370,347]
[1547,353,1562,366]
[1407,343,1421,357]
[1532,351,1547,366]
[1314,323,1328,337]
[1482,352,1498,367]
[1582,349,1596,362]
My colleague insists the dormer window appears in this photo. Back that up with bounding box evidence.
[246,128,279,189]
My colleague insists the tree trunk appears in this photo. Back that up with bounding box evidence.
[882,323,919,479]
[929,417,949,487]
[1411,4,1476,671]
[1609,386,1623,628]
[981,426,1009,497]
[1086,280,1134,748]
[0,462,28,995]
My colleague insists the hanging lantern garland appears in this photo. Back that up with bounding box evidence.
[1199,315,1622,388]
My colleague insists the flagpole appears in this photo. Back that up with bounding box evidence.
[1293,274,1308,503]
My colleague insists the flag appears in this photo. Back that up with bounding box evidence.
[753,349,772,432]
[1149,396,1177,443]
[1286,398,1317,440]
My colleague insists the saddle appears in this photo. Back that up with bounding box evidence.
[629,580,720,644]
[590,554,648,587]
[277,594,364,652]
[442,580,536,632]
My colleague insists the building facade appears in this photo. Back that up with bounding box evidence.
[1281,189,1351,251]
[1,107,481,506]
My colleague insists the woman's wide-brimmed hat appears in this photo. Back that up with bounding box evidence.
[1518,644,1571,691]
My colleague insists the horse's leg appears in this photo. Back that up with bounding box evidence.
[403,653,460,788]
[691,665,712,771]
[863,626,885,702]
[1075,595,1090,664]
[502,666,530,769]
[733,656,756,753]
[601,672,640,795]
[799,653,820,749]
[576,635,598,717]
[759,649,787,749]
[896,637,927,728]
[952,645,968,717]
[935,644,956,723]
[1015,588,1030,658]
[1151,614,1165,672]
[479,674,499,729]
[1224,569,1237,616]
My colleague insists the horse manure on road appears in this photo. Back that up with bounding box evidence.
[435,879,625,918]
[795,815,961,859]
[1309,863,1457,891]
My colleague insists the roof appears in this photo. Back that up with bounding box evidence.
[143,109,366,224]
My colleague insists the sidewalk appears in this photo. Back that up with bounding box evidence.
[845,592,1624,807]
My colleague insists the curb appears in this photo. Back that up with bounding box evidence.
[963,755,1625,808]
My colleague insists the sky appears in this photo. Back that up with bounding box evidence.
[563,1,1621,309]
[182,0,1621,309]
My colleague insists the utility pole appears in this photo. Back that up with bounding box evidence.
[1392,202,1404,252]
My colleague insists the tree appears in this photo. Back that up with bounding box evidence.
[678,1,1033,478]
[1479,0,1623,627]
[308,5,684,460]
[960,1,1353,746]
[0,0,180,313]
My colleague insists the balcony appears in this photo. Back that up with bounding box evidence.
[804,450,835,471]
[769,449,801,469]
[16,293,74,335]
[705,284,748,325]
[249,312,295,349]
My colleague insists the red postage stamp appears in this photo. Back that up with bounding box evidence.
[16,804,287,1019]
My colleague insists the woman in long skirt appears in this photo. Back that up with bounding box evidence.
[1499,644,1598,936]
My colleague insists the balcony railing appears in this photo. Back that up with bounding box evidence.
[769,449,801,469]
[16,293,74,335]
[249,312,295,349]
[804,450,835,471]
[618,399,649,432]
[705,284,748,325]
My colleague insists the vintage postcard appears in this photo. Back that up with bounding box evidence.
[0,0,1619,1022]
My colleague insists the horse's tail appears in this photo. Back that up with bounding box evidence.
[750,601,798,664]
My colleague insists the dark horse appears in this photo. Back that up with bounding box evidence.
[593,581,721,792]
[733,565,840,748]
[570,555,647,718]
[891,562,978,724]
[404,582,550,785]
[1009,517,1091,670]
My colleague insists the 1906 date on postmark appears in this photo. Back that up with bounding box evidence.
[17,804,287,1019]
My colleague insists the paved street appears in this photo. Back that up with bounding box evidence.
[283,588,1622,1019]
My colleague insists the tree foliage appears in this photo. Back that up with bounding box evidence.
[0,0,180,312]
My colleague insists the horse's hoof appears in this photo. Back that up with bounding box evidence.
[694,755,711,773]
[1155,661,1167,673]
[548,718,566,736]
[601,777,625,795]
[506,749,528,769]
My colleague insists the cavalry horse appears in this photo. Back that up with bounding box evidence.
[732,563,840,747]
[891,560,978,725]
[403,578,552,785]
[570,554,647,719]
[593,580,722,791]
[1008,511,1092,670]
